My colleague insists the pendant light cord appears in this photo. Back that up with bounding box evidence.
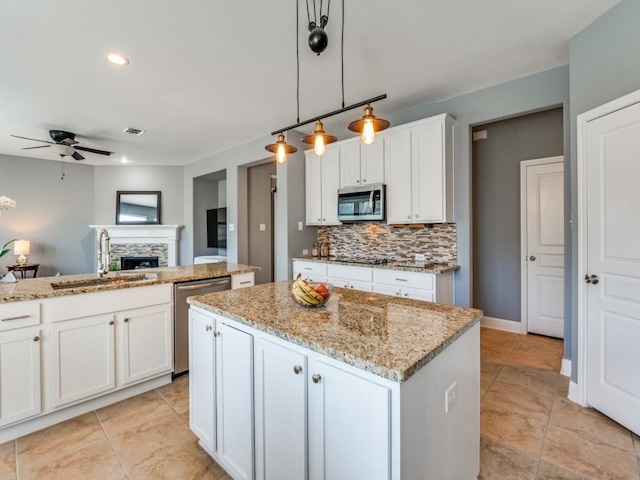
[341,0,344,108]
[297,0,300,123]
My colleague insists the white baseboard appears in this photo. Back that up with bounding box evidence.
[560,358,571,377]
[480,316,525,334]
[567,380,583,405]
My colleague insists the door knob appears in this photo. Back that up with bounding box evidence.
[529,255,536,261]
[585,274,599,285]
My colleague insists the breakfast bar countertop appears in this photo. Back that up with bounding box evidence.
[0,263,260,304]
[189,281,482,382]
[291,256,460,274]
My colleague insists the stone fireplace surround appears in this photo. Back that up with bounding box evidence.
[89,225,182,267]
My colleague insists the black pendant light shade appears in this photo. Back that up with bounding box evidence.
[300,120,338,156]
[265,133,297,163]
[348,105,390,144]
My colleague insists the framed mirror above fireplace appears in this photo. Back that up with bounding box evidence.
[116,191,162,225]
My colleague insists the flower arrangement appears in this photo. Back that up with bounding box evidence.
[0,196,17,258]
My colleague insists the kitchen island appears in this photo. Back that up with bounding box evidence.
[188,281,483,480]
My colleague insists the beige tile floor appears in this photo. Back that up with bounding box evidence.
[1,327,639,479]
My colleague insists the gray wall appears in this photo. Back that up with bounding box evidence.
[472,108,564,322]
[248,161,276,284]
[0,155,95,276]
[193,176,219,258]
[568,0,640,381]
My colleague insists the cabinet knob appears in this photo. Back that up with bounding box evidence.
[312,374,322,384]
[404,293,409,297]
[214,331,221,337]
[356,180,360,183]
[205,325,212,332]
[317,218,321,221]
[362,179,366,182]
[124,318,129,323]
[322,218,326,221]
[293,365,302,375]
[407,215,411,219]
[415,214,419,218]
[33,336,40,342]
[109,320,114,325]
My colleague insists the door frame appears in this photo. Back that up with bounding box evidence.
[576,87,640,406]
[520,156,564,336]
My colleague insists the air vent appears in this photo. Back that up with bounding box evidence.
[123,127,145,136]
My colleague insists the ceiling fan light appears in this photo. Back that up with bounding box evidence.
[52,144,75,157]
[348,105,390,145]
[265,133,297,163]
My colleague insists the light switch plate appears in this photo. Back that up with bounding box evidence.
[229,224,235,232]
[302,249,309,255]
[298,221,303,231]
[259,223,266,231]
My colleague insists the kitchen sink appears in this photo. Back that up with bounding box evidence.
[50,273,158,290]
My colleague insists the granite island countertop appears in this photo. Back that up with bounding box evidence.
[0,263,260,304]
[189,281,482,382]
[291,256,459,274]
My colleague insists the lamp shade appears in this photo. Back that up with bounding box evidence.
[348,105,390,145]
[14,240,30,256]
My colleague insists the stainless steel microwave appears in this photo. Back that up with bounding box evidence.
[337,184,385,222]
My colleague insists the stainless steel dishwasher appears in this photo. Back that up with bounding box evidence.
[173,276,231,377]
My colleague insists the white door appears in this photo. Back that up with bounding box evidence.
[189,309,216,453]
[216,321,254,480]
[254,338,307,480]
[521,158,565,338]
[583,99,640,435]
[308,358,391,480]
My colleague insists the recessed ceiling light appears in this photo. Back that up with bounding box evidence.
[107,53,129,66]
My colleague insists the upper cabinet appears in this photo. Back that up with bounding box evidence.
[305,149,341,226]
[385,114,455,224]
[339,138,384,188]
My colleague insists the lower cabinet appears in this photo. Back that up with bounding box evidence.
[189,309,254,480]
[0,326,41,427]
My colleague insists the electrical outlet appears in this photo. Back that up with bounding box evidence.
[445,381,457,413]
[329,249,336,256]
[298,221,303,231]
[415,253,426,262]
[302,249,309,255]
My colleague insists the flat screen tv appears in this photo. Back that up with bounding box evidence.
[207,207,227,249]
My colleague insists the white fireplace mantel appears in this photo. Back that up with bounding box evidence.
[89,225,182,267]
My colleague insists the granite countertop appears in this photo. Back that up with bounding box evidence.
[189,281,482,382]
[291,256,459,274]
[0,263,260,304]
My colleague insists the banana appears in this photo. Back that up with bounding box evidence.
[292,281,321,306]
[295,276,325,302]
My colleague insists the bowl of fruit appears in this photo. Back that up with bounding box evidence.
[292,274,332,308]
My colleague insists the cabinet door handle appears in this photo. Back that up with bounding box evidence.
[293,365,302,375]
[240,280,252,285]
[214,331,221,337]
[356,180,360,183]
[395,278,408,282]
[205,325,212,332]
[109,320,114,325]
[407,215,411,219]
[1,314,30,322]
[312,374,322,384]
[33,336,40,342]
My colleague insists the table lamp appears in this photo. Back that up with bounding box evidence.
[14,240,30,265]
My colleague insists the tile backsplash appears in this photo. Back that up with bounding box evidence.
[316,223,457,263]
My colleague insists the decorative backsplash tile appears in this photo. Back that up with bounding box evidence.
[110,243,169,268]
[316,223,457,263]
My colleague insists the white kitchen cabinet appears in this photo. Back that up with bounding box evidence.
[189,308,216,453]
[292,260,328,284]
[189,311,254,480]
[339,138,385,188]
[327,264,374,292]
[309,357,391,480]
[373,268,453,304]
[118,303,173,386]
[232,272,255,289]
[0,326,41,427]
[255,338,307,480]
[385,114,455,224]
[51,314,116,408]
[305,149,341,226]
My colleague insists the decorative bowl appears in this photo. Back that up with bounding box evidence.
[292,281,332,308]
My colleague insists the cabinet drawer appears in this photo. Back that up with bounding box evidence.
[373,269,434,290]
[232,272,255,289]
[328,264,373,282]
[294,262,328,277]
[401,287,434,302]
[0,301,40,331]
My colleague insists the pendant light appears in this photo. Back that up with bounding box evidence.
[265,133,297,163]
[348,104,390,145]
[300,120,337,156]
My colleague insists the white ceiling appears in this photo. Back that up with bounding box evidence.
[0,0,619,167]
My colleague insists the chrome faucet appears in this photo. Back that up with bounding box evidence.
[97,228,111,277]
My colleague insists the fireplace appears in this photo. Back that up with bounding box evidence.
[121,256,159,270]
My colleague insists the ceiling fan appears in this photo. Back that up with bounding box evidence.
[10,129,113,161]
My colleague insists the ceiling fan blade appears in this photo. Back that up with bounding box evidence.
[75,145,112,156]
[22,145,51,150]
[71,151,85,161]
[11,134,55,144]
